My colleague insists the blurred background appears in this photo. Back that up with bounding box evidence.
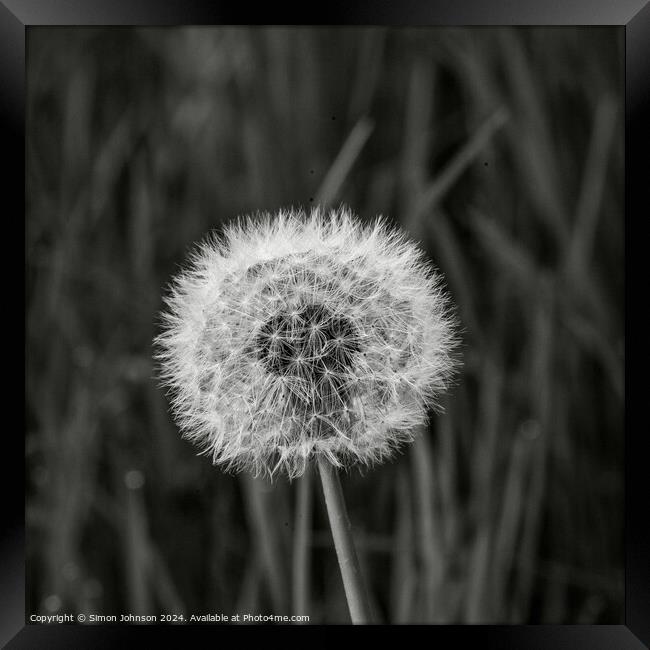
[26,27,624,624]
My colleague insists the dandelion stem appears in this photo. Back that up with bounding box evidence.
[317,456,372,624]
[292,469,312,620]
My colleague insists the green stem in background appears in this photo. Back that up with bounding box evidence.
[317,455,372,624]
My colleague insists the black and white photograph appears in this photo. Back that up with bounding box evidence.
[24,25,625,627]
[4,3,646,645]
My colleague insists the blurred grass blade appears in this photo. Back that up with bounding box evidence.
[241,474,289,612]
[512,297,553,620]
[492,426,535,621]
[150,546,186,617]
[470,208,543,288]
[411,428,446,622]
[124,478,153,616]
[499,29,569,242]
[315,117,374,207]
[466,358,503,622]
[566,96,618,276]
[413,107,508,219]
[235,553,263,614]
[391,468,416,623]
[348,29,387,121]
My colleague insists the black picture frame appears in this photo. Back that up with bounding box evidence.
[6,1,648,646]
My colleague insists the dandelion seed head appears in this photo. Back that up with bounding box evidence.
[155,207,459,478]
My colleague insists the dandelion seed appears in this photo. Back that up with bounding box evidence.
[155,206,458,479]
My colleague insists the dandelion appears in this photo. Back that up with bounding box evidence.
[157,207,457,476]
[156,206,459,622]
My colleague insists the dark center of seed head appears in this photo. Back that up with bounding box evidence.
[256,304,360,386]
